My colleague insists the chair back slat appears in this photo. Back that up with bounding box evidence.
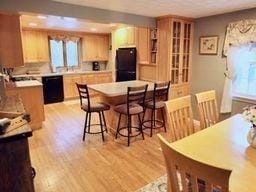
[76,83,91,110]
[165,95,195,142]
[195,90,219,129]
[153,81,171,102]
[127,85,148,107]
[157,134,232,192]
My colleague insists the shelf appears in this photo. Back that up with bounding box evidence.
[139,63,157,66]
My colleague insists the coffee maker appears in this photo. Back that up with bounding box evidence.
[92,61,100,71]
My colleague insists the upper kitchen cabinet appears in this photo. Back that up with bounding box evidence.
[137,27,158,65]
[112,26,136,48]
[22,30,50,63]
[0,14,24,68]
[137,27,150,64]
[82,34,109,61]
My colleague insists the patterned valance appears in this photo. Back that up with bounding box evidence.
[223,19,256,56]
[49,34,80,42]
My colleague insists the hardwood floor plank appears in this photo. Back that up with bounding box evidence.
[29,102,167,192]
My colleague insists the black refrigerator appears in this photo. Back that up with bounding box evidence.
[116,47,136,82]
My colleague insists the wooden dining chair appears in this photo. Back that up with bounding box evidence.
[195,90,219,129]
[164,95,195,142]
[158,134,232,192]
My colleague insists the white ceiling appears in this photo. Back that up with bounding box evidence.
[21,14,113,33]
[52,0,256,18]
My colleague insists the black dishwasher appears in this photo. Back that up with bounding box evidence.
[42,75,64,104]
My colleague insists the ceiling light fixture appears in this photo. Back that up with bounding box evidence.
[63,17,77,22]
[37,15,47,19]
[110,23,116,27]
[90,28,97,32]
[29,23,37,27]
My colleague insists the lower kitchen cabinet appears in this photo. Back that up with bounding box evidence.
[170,84,190,99]
[63,72,113,100]
[5,86,45,130]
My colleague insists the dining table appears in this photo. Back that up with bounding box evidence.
[170,114,256,192]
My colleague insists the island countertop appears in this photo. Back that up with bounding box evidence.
[88,80,154,97]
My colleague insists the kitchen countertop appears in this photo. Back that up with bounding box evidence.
[88,80,154,97]
[15,80,43,88]
[12,70,112,78]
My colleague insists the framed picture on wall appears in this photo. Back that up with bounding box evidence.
[199,36,219,55]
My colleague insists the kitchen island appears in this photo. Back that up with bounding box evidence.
[88,80,155,134]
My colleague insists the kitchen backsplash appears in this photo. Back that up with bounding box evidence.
[13,61,108,75]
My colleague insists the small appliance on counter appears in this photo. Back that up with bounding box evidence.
[92,61,100,71]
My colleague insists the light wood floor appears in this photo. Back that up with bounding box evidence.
[29,101,167,192]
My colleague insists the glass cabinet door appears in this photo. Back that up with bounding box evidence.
[171,21,181,84]
[181,22,191,83]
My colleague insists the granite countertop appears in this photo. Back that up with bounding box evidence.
[88,80,154,97]
[0,96,32,144]
[12,70,112,78]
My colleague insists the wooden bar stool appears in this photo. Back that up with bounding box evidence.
[76,83,110,142]
[142,81,170,137]
[114,85,148,146]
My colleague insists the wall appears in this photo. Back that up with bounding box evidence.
[192,8,256,120]
[12,61,107,75]
[0,0,155,28]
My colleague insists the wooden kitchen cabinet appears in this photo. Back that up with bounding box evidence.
[137,27,150,64]
[112,27,136,48]
[157,17,193,99]
[22,30,49,63]
[63,72,112,99]
[6,86,45,130]
[82,34,109,61]
[63,75,82,99]
[0,14,24,68]
[96,73,113,84]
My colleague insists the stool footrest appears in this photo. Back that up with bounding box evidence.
[116,126,143,138]
[142,119,164,129]
[85,123,107,134]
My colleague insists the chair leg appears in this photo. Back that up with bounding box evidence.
[115,113,122,139]
[88,112,91,133]
[161,108,167,132]
[83,112,89,141]
[98,112,105,142]
[142,108,146,129]
[101,111,107,133]
[138,114,144,140]
[150,109,154,137]
[128,115,131,146]
[153,109,156,127]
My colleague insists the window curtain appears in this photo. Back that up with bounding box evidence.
[49,34,80,42]
[220,19,256,113]
[220,45,251,113]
